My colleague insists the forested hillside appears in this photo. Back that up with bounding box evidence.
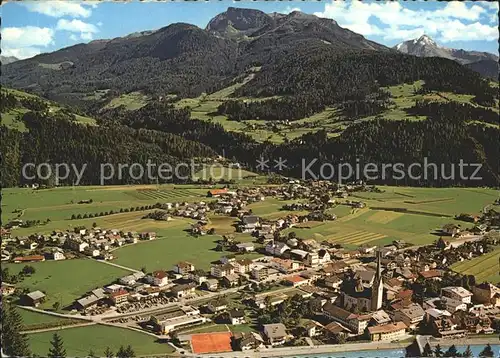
[1,7,498,188]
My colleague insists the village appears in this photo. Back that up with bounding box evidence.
[2,180,500,355]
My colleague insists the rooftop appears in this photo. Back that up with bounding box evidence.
[368,322,407,334]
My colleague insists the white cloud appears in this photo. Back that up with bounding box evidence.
[2,26,55,59]
[283,6,302,14]
[2,47,42,60]
[314,0,499,43]
[80,32,94,41]
[438,21,499,43]
[21,1,95,18]
[69,34,79,41]
[56,19,99,42]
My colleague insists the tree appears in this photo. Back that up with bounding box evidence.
[117,345,135,358]
[479,344,494,357]
[140,266,147,274]
[47,333,66,358]
[435,344,443,357]
[463,345,473,358]
[422,343,434,357]
[22,265,36,275]
[1,304,31,357]
[444,345,458,357]
[87,349,97,358]
[104,347,114,358]
[52,301,61,312]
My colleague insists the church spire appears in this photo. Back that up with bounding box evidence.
[371,248,384,311]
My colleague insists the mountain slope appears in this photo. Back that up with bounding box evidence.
[465,59,499,81]
[1,8,390,108]
[0,56,19,65]
[394,35,498,65]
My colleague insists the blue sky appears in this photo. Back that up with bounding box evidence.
[1,0,498,59]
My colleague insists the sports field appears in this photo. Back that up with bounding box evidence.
[26,324,175,356]
[5,259,129,308]
[451,248,500,285]
[191,332,233,354]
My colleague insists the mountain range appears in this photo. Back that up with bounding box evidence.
[394,35,498,79]
[1,7,499,187]
[0,56,19,65]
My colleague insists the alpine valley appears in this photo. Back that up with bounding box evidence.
[1,7,499,187]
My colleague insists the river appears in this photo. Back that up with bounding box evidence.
[289,344,500,358]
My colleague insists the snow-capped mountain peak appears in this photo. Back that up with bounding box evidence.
[394,35,498,65]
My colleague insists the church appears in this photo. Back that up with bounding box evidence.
[341,250,384,313]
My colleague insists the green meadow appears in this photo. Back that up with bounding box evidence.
[451,247,500,285]
[27,325,175,356]
[5,259,129,309]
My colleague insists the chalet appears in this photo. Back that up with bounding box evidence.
[222,273,240,287]
[207,298,229,313]
[441,286,473,304]
[170,283,196,298]
[232,259,253,274]
[418,269,444,280]
[472,283,500,307]
[229,309,246,324]
[318,249,331,264]
[173,261,195,275]
[146,270,169,287]
[394,303,425,330]
[263,323,288,346]
[270,257,300,273]
[368,322,407,342]
[189,271,207,285]
[23,290,46,307]
[235,332,264,351]
[371,310,392,325]
[139,232,156,240]
[75,295,100,310]
[110,289,129,305]
[441,223,460,236]
[239,215,260,233]
[323,321,351,337]
[84,246,100,257]
[265,241,290,256]
[235,242,255,252]
[251,265,269,281]
[323,275,343,290]
[211,263,235,278]
[201,278,219,291]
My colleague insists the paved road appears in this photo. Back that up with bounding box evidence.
[95,258,142,273]
[21,322,96,334]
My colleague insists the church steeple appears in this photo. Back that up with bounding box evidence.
[371,249,384,311]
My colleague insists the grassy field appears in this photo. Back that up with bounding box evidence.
[5,259,129,308]
[103,91,150,110]
[175,79,499,143]
[17,308,84,330]
[284,186,496,247]
[112,229,261,271]
[1,185,207,224]
[451,247,500,285]
[27,324,175,356]
[2,88,97,128]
